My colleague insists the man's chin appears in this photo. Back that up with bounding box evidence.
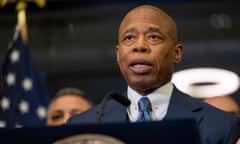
[130,83,159,95]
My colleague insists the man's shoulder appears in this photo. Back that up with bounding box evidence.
[67,99,127,125]
[173,87,238,121]
[67,105,100,125]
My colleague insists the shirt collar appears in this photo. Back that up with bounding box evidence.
[127,82,173,121]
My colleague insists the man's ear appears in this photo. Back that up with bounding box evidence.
[116,45,120,62]
[173,43,183,64]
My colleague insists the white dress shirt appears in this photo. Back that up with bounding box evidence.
[127,82,173,122]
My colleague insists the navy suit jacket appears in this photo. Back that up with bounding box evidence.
[68,87,240,144]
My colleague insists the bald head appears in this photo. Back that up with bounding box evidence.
[116,4,183,95]
[204,96,240,117]
[119,5,178,43]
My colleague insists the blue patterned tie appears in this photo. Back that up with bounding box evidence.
[137,97,152,122]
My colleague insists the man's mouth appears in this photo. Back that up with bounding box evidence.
[129,61,152,74]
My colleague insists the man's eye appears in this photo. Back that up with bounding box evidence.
[148,34,164,44]
[124,35,134,41]
[51,114,63,121]
[70,110,82,117]
[149,35,160,40]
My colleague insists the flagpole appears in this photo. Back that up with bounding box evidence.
[1,0,46,43]
[16,0,28,43]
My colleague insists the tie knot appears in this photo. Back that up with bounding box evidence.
[138,97,152,112]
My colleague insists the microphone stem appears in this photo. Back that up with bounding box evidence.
[96,92,113,123]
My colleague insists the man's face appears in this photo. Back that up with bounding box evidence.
[47,95,92,126]
[116,6,182,95]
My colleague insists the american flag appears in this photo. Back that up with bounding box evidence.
[0,28,49,128]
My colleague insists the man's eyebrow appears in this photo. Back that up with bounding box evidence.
[54,110,63,113]
[121,27,163,38]
[71,109,82,113]
[122,28,136,35]
[148,27,161,33]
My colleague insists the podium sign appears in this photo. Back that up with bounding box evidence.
[0,118,203,144]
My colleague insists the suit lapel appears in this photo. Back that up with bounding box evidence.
[97,99,128,123]
[164,87,203,124]
[98,87,204,124]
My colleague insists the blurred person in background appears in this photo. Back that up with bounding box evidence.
[47,87,93,126]
[204,94,240,117]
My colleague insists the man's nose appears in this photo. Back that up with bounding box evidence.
[133,37,150,53]
[63,114,71,124]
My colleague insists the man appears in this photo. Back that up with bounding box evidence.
[68,5,239,143]
[47,87,93,126]
[204,95,240,117]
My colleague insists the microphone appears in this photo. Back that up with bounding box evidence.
[96,91,131,123]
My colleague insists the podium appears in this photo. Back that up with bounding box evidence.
[0,118,203,144]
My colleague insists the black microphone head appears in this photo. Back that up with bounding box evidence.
[111,92,131,107]
[96,91,131,123]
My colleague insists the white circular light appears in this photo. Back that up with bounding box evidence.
[172,67,240,98]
